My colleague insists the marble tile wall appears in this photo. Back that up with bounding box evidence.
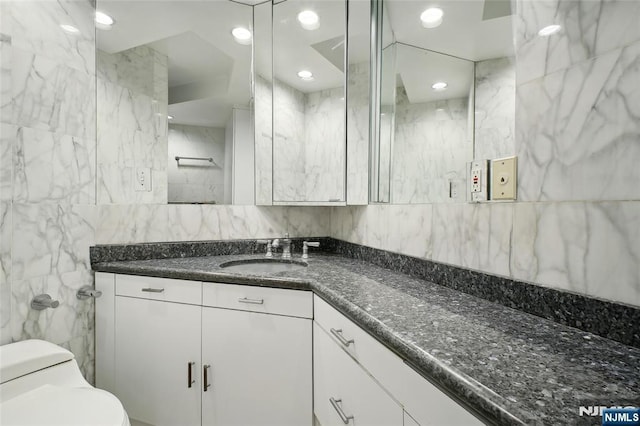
[95,204,331,245]
[330,0,640,308]
[391,88,471,203]
[96,46,168,205]
[346,61,370,205]
[254,74,273,205]
[474,57,516,161]
[304,86,345,202]
[272,78,307,201]
[0,0,97,381]
[168,124,226,204]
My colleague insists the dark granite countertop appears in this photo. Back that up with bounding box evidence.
[92,253,640,425]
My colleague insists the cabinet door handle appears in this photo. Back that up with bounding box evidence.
[141,288,165,293]
[238,297,264,305]
[329,397,354,424]
[187,362,195,388]
[203,365,211,392]
[330,328,354,347]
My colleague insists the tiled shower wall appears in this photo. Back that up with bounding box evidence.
[331,0,640,308]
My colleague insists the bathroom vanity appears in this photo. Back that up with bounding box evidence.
[92,244,640,426]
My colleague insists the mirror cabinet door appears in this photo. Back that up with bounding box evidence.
[370,0,516,205]
[271,0,347,205]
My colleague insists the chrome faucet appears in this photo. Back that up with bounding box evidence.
[272,233,292,259]
[302,241,320,259]
[256,239,273,257]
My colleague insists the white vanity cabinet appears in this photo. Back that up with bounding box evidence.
[201,283,313,426]
[96,273,313,426]
[313,295,483,426]
[114,277,202,426]
[314,322,403,426]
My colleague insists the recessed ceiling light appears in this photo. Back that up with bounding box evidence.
[95,11,115,29]
[168,115,174,120]
[60,24,80,34]
[537,24,562,37]
[420,7,443,29]
[297,70,314,81]
[232,27,252,45]
[431,82,448,91]
[297,10,320,30]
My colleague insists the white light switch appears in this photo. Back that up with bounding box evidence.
[490,156,517,200]
[135,168,152,192]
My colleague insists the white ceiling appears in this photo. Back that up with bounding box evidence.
[384,0,514,104]
[96,0,253,127]
[95,0,514,124]
[385,0,514,62]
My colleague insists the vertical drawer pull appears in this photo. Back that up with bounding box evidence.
[330,328,354,347]
[329,397,354,424]
[238,297,264,305]
[203,365,211,392]
[141,288,165,293]
[187,362,195,388]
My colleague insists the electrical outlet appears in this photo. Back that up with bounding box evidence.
[490,156,517,200]
[135,168,152,192]
[468,160,488,202]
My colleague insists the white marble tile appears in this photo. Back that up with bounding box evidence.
[304,87,345,202]
[462,203,513,277]
[273,79,306,202]
[96,204,168,244]
[12,48,96,140]
[347,62,369,205]
[474,57,516,161]
[7,0,95,75]
[516,40,640,202]
[391,94,470,204]
[14,127,95,204]
[511,202,640,307]
[431,204,465,266]
[0,123,16,201]
[168,124,225,204]
[330,206,368,244]
[0,201,11,345]
[515,0,640,85]
[1,36,12,125]
[254,74,273,205]
[11,203,96,283]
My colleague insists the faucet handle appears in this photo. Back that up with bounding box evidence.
[302,241,320,259]
[256,239,273,258]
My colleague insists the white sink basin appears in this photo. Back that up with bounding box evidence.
[219,259,307,274]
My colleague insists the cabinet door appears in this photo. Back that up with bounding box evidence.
[115,296,201,426]
[202,307,312,426]
[313,323,403,426]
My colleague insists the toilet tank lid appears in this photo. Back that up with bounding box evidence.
[0,339,74,384]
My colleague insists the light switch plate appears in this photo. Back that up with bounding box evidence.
[490,156,517,200]
[135,168,152,192]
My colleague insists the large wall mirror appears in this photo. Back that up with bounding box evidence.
[96,0,256,205]
[371,0,516,204]
[254,0,371,206]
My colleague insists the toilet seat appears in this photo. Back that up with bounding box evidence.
[0,384,129,426]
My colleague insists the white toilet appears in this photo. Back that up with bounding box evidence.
[0,339,129,426]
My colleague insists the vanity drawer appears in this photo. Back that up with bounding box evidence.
[202,282,312,319]
[115,275,202,305]
[314,295,482,426]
